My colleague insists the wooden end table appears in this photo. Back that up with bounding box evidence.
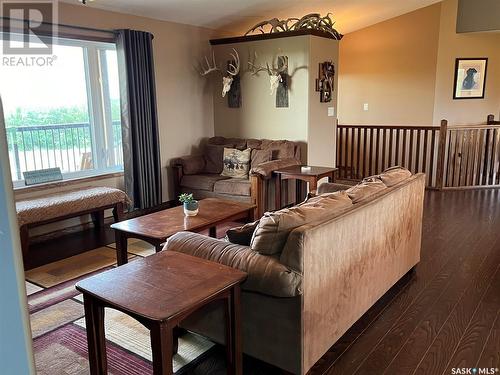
[110,198,255,265]
[76,251,247,375]
[274,165,338,208]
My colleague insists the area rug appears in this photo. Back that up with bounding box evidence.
[26,239,218,375]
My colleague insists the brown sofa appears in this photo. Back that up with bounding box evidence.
[170,137,302,217]
[164,167,425,374]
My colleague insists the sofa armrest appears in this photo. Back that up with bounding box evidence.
[170,155,206,175]
[164,232,302,297]
[250,158,301,179]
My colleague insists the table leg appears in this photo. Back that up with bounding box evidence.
[115,231,128,266]
[150,322,174,375]
[225,286,242,375]
[309,178,318,193]
[83,295,107,375]
[328,171,335,183]
[294,180,302,204]
[274,175,282,211]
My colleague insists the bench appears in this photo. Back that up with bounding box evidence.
[16,187,130,265]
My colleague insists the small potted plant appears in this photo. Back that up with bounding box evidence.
[179,193,199,216]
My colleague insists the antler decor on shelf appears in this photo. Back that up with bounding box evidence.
[245,13,343,40]
[248,53,288,95]
[222,49,240,98]
[199,49,241,98]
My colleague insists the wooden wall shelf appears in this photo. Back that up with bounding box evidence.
[210,29,340,45]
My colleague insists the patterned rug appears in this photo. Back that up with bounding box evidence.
[25,236,225,375]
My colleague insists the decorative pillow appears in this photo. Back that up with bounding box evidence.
[204,144,231,174]
[346,180,386,204]
[250,191,352,255]
[225,220,260,246]
[250,149,272,169]
[221,148,251,178]
[379,166,412,187]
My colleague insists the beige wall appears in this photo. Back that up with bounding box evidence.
[13,3,215,233]
[338,3,442,125]
[308,37,339,167]
[338,0,500,126]
[433,0,500,125]
[213,36,310,143]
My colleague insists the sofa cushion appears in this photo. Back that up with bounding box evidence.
[181,174,229,191]
[204,144,232,174]
[247,139,262,149]
[346,179,387,203]
[379,166,412,187]
[165,232,302,297]
[251,191,352,255]
[261,140,296,160]
[250,148,272,169]
[225,220,259,246]
[214,178,251,196]
[226,138,247,150]
[171,155,205,175]
[221,148,251,178]
[207,136,231,146]
[317,182,353,195]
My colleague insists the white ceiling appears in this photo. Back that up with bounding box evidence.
[75,0,442,35]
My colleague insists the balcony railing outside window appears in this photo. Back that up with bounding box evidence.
[6,120,123,182]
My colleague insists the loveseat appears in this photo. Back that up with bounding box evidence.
[164,167,425,374]
[170,137,302,217]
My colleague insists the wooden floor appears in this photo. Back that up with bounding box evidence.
[30,189,500,374]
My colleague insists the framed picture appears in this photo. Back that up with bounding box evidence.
[453,58,488,99]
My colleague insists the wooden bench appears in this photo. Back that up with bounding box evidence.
[16,187,130,265]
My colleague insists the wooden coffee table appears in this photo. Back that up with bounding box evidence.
[274,165,338,208]
[111,198,255,265]
[76,251,247,375]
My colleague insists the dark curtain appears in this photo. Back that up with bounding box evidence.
[116,29,162,210]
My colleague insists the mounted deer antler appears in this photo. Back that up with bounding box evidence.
[199,51,220,76]
[222,49,240,97]
[248,53,288,95]
[227,48,240,76]
[199,49,241,97]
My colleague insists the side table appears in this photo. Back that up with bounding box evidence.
[274,165,338,208]
[76,251,247,375]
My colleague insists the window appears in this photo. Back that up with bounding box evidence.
[0,35,123,187]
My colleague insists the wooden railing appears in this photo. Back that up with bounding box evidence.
[337,123,441,187]
[442,121,500,189]
[336,114,500,190]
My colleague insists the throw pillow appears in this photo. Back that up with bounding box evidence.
[204,144,231,174]
[250,191,352,255]
[250,149,272,169]
[379,166,412,187]
[346,180,386,203]
[221,148,251,178]
[225,220,260,246]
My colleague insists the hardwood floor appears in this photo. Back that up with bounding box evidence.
[29,189,500,374]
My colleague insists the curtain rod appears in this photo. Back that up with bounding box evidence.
[0,16,119,36]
